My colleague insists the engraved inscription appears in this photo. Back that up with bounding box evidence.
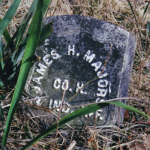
[53,78,69,91]
[30,42,112,120]
[83,50,96,63]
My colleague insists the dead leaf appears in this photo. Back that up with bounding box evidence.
[124,110,130,121]
[127,136,133,140]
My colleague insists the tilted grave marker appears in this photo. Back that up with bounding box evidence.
[25,15,136,127]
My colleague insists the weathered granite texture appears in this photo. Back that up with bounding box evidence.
[25,15,136,127]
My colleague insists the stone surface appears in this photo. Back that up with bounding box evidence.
[25,15,136,128]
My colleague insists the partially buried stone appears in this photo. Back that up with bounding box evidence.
[25,15,136,128]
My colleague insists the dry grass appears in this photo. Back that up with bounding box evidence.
[0,0,150,149]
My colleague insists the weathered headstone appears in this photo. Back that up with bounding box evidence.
[25,15,136,127]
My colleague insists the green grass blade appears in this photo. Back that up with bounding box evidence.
[0,38,4,70]
[0,0,22,36]
[38,22,53,46]
[146,21,150,39]
[14,0,38,48]
[42,0,52,16]
[0,79,5,89]
[26,0,52,34]
[15,13,33,48]
[0,18,13,48]
[21,101,148,150]
[26,0,38,18]
[0,0,21,54]
[105,101,148,117]
[3,0,38,81]
[12,0,52,67]
[0,105,4,121]
[127,0,138,26]
[16,0,52,46]
[15,0,52,49]
[143,1,150,16]
[3,28,13,48]
[21,103,108,150]
[1,0,43,146]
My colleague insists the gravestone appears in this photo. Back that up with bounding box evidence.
[25,15,136,127]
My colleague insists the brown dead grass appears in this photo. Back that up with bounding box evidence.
[0,0,150,149]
